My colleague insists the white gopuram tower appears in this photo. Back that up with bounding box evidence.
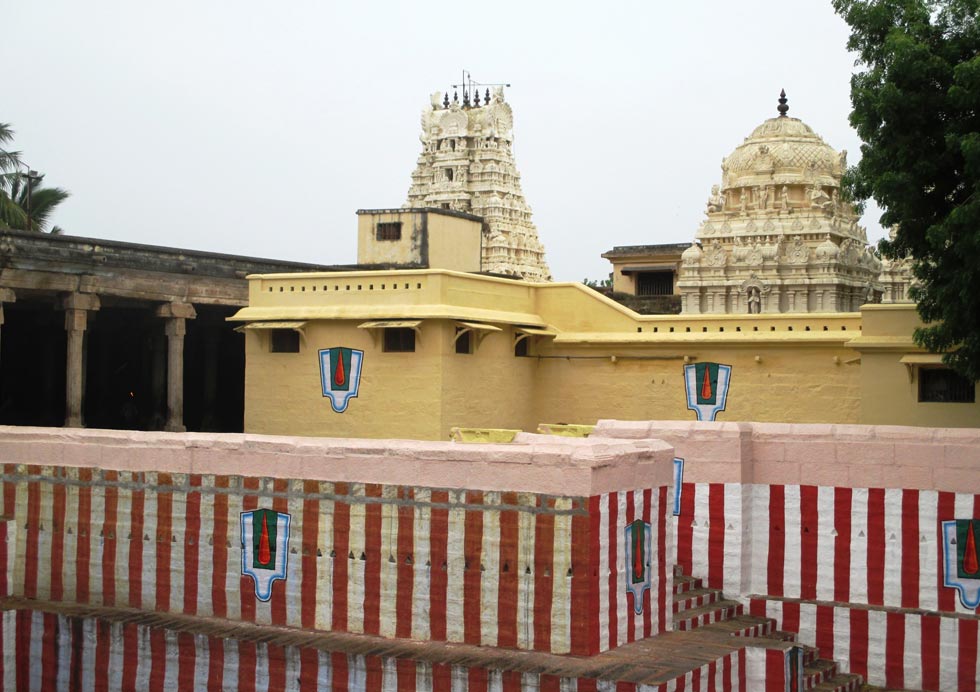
[678,91,884,314]
[405,79,551,281]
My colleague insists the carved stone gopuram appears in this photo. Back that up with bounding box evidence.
[678,91,885,314]
[405,85,551,281]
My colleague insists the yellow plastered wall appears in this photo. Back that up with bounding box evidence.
[426,213,482,273]
[356,210,482,272]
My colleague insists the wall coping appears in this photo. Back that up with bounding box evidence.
[0,426,675,497]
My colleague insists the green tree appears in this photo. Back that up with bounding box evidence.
[833,0,980,380]
[0,122,69,233]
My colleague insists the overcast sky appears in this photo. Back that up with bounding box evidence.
[2,1,882,282]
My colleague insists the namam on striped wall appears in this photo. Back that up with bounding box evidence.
[684,362,733,422]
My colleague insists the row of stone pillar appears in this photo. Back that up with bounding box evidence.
[0,290,196,432]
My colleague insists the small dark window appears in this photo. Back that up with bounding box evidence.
[270,329,299,353]
[376,222,402,241]
[514,336,529,357]
[636,271,674,296]
[919,368,975,403]
[455,329,472,354]
[445,168,454,182]
[383,328,416,353]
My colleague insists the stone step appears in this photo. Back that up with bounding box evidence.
[672,574,704,595]
[810,672,862,692]
[672,600,742,632]
[700,614,775,638]
[672,586,721,614]
[803,657,838,689]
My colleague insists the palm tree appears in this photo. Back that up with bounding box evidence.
[0,122,69,233]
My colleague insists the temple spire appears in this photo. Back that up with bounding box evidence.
[777,89,789,117]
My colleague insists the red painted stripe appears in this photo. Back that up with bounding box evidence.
[395,487,415,640]
[331,651,349,691]
[364,655,383,690]
[676,483,696,577]
[121,621,139,690]
[128,481,145,609]
[395,657,416,692]
[496,493,519,648]
[691,666,701,691]
[50,480,66,601]
[429,490,450,641]
[708,483,725,591]
[102,472,119,606]
[833,487,852,603]
[919,613,940,690]
[468,667,489,691]
[607,492,619,650]
[177,631,196,689]
[625,491,636,640]
[587,495,601,655]
[267,643,287,691]
[237,640,257,692]
[781,600,800,634]
[94,618,111,690]
[148,626,167,691]
[883,611,905,688]
[464,490,485,645]
[936,491,956,612]
[569,505,591,654]
[866,488,886,606]
[848,607,869,678]
[270,478,290,625]
[154,473,174,613]
[431,663,452,690]
[657,487,667,636]
[899,490,920,609]
[576,677,598,692]
[211,475,229,619]
[958,618,979,692]
[765,649,784,690]
[23,478,40,599]
[799,485,818,600]
[207,630,225,691]
[302,480,321,630]
[331,484,351,633]
[240,476,260,623]
[722,651,732,692]
[182,475,202,615]
[17,611,33,691]
[76,469,93,602]
[642,488,653,637]
[767,485,785,596]
[362,484,384,635]
[533,496,555,651]
[40,612,58,691]
[538,673,560,692]
[815,604,834,661]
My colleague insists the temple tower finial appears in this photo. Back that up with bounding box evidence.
[777,89,789,117]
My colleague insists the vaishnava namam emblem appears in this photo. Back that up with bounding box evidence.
[942,519,980,609]
[319,347,364,413]
[241,508,291,601]
[624,519,652,614]
[684,362,732,422]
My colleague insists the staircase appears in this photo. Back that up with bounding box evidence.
[672,566,869,692]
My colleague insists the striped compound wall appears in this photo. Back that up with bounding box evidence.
[0,429,675,658]
[594,420,980,690]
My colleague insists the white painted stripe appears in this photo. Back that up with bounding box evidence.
[286,479,305,629]
[450,664,466,692]
[411,487,431,642]
[816,486,836,602]
[832,606,851,673]
[849,488,869,604]
[316,482,334,632]
[517,492,536,650]
[11,476,29,599]
[918,490,939,612]
[902,612,921,691]
[79,617,97,691]
[254,641,270,692]
[487,667,504,692]
[445,490,466,643]
[381,656,398,692]
[615,490,627,648]
[864,608,887,685]
[195,476,215,618]
[221,638,239,690]
[348,654,366,690]
[282,643,301,692]
[28,610,42,692]
[167,478,185,615]
[163,629,178,691]
[782,484,802,599]
[193,633,210,691]
[882,488,904,608]
[796,601,817,648]
[545,496,568,650]
[224,482,244,621]
[481,491,501,647]
[751,484,770,595]
[598,491,610,649]
[316,648,332,692]
[36,471,54,600]
[4,611,19,691]
[140,472,159,612]
[89,479,106,606]
[690,484,710,586]
[723,484,741,599]
[347,483,367,634]
[115,479,133,609]
[379,484,399,640]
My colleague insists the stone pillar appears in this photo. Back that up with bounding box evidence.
[63,293,100,428]
[157,302,196,433]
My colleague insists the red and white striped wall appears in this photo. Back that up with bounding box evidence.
[0,608,746,692]
[751,597,980,691]
[674,482,980,616]
[0,465,671,656]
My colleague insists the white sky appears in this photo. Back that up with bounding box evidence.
[2,1,883,282]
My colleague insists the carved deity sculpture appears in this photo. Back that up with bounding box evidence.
[706,185,726,213]
[747,287,762,314]
[739,190,747,213]
[780,186,790,211]
[756,185,768,211]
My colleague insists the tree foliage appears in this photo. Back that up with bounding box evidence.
[833,0,980,380]
[0,122,69,233]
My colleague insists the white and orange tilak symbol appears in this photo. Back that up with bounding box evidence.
[241,508,290,602]
[684,362,732,422]
[942,519,980,609]
[624,519,652,614]
[318,347,364,413]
